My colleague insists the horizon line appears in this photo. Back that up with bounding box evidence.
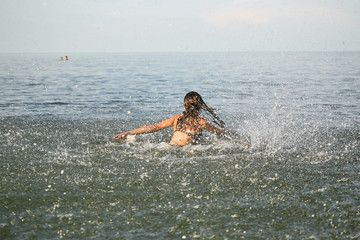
[0,50,359,54]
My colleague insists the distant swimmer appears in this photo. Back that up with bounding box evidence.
[65,56,68,60]
[114,91,235,146]
[60,57,63,61]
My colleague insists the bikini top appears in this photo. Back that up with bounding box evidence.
[173,129,195,137]
[173,113,204,139]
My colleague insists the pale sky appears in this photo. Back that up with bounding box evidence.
[1,0,359,52]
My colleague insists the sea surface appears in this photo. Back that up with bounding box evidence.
[0,52,359,239]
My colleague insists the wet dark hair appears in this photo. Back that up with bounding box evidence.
[176,91,225,130]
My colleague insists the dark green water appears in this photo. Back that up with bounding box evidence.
[1,53,359,239]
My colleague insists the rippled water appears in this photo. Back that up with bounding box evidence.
[1,52,359,239]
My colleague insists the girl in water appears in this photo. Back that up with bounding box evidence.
[113,91,232,146]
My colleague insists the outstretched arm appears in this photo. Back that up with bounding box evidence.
[113,115,179,139]
[204,122,227,136]
[203,120,237,138]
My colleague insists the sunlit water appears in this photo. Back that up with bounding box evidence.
[1,52,359,239]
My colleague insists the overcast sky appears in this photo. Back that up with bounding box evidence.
[1,0,359,52]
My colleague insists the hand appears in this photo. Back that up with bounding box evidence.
[113,132,130,139]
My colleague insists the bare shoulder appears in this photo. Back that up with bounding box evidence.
[198,117,208,125]
[198,117,223,134]
[172,113,183,125]
[156,113,182,127]
[174,113,183,119]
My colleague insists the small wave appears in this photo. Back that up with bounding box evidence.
[41,102,70,105]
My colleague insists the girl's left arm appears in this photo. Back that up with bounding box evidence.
[113,114,179,139]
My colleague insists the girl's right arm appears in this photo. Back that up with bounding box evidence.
[204,123,227,136]
[202,119,237,137]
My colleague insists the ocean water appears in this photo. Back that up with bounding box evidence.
[0,52,359,239]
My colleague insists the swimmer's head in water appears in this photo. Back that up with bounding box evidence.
[179,91,225,129]
[183,91,206,116]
